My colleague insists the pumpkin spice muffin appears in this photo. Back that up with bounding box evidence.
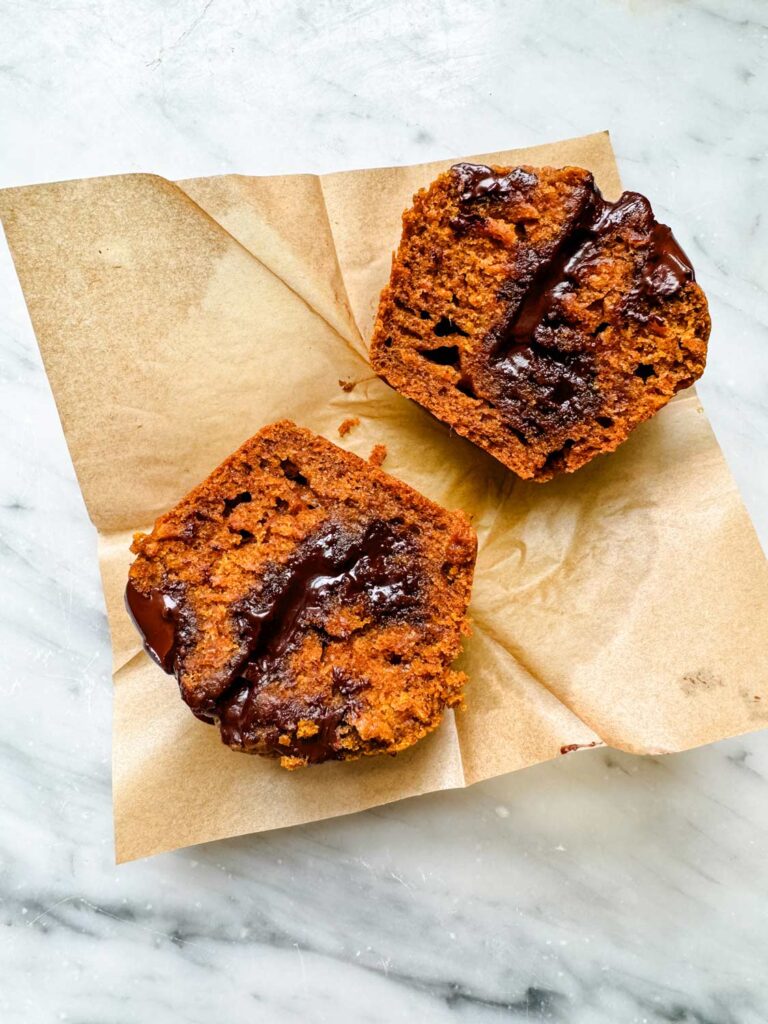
[125,421,476,769]
[371,163,710,480]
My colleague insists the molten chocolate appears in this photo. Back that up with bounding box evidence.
[216,519,419,758]
[125,581,182,673]
[448,164,696,437]
[126,518,421,762]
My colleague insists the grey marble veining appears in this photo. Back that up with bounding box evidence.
[1,1,767,1021]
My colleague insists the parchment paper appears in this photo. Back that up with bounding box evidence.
[2,132,767,863]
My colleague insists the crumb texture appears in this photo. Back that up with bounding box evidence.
[370,163,710,480]
[338,416,360,437]
[368,443,387,467]
[126,421,476,768]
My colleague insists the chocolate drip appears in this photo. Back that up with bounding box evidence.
[125,580,182,673]
[633,221,696,303]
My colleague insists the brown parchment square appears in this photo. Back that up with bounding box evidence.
[2,132,767,862]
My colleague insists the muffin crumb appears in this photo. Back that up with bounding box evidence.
[125,420,476,768]
[370,162,710,480]
[338,416,360,437]
[369,444,387,467]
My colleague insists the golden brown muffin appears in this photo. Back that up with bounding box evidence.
[125,421,476,768]
[370,163,710,480]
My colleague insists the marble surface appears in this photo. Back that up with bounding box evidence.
[1,1,767,1020]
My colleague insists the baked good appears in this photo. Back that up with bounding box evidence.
[370,162,710,480]
[337,416,360,437]
[125,420,476,769]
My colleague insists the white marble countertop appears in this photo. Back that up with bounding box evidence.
[2,1,767,1021]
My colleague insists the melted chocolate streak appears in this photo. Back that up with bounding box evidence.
[125,582,182,674]
[125,519,420,761]
[217,519,418,753]
[448,163,696,428]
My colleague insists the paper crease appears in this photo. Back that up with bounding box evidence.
[170,178,358,354]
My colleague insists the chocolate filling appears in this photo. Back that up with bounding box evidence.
[447,164,696,439]
[125,518,422,762]
[450,162,538,234]
[217,519,419,759]
[125,581,183,673]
